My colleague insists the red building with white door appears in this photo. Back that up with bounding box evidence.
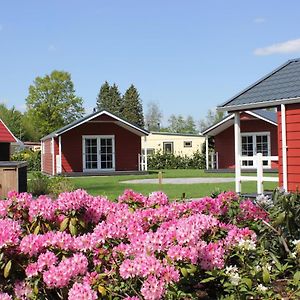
[203,110,278,170]
[218,58,300,192]
[41,110,149,175]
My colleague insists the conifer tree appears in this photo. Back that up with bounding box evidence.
[122,84,144,127]
[96,82,122,115]
[96,81,110,111]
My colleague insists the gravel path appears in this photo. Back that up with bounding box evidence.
[121,177,235,184]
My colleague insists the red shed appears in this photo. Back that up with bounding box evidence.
[202,110,278,170]
[218,58,300,192]
[0,118,18,161]
[41,110,149,175]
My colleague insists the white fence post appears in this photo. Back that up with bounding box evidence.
[256,153,263,194]
[234,112,241,193]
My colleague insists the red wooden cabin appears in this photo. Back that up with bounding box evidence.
[218,58,300,192]
[41,110,149,175]
[202,110,278,170]
[0,118,17,160]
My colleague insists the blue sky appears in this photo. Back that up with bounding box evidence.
[1,0,300,124]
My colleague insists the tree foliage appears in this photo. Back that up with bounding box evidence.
[26,70,84,138]
[96,82,122,115]
[0,103,39,141]
[122,84,144,127]
[199,108,225,132]
[144,102,163,131]
[167,114,197,133]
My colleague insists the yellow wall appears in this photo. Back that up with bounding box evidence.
[141,132,205,157]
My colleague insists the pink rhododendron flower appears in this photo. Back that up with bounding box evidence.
[68,282,97,300]
[0,293,12,300]
[0,218,21,248]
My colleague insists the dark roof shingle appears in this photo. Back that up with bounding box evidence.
[219,58,300,110]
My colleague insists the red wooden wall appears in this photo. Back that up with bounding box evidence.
[278,103,300,191]
[0,120,16,143]
[42,115,142,174]
[41,139,53,175]
[214,113,278,169]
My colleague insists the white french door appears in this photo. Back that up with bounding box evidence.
[82,135,115,171]
[241,132,271,168]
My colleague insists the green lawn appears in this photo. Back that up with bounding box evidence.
[69,169,278,200]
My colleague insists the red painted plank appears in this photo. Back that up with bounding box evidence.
[0,120,17,142]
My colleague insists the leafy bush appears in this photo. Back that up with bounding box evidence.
[28,172,74,197]
[11,149,41,171]
[148,150,205,169]
[0,189,299,299]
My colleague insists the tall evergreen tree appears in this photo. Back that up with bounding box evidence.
[109,83,122,114]
[96,82,122,115]
[96,81,110,111]
[122,84,144,127]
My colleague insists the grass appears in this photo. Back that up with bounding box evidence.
[69,169,278,200]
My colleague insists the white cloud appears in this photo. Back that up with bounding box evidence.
[254,38,300,56]
[253,17,266,24]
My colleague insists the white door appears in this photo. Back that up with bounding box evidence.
[241,132,271,168]
[83,136,115,171]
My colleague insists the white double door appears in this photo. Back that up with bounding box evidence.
[83,135,115,171]
[241,132,271,168]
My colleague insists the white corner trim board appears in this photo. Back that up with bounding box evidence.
[281,104,288,191]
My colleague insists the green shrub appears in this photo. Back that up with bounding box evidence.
[11,149,41,171]
[148,150,205,169]
[28,172,74,197]
[28,172,50,196]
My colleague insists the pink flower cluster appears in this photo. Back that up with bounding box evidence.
[68,282,98,300]
[239,199,269,221]
[0,219,21,249]
[0,189,267,299]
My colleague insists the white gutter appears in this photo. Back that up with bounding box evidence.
[217,97,300,112]
[281,104,288,191]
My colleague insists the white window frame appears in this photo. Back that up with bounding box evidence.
[82,135,115,172]
[163,141,174,154]
[241,131,271,169]
[184,141,192,148]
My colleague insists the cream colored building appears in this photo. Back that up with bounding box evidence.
[141,132,205,157]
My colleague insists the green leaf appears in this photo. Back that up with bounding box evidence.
[4,260,12,278]
[200,277,216,283]
[98,285,106,296]
[187,264,197,274]
[273,211,285,226]
[262,267,270,284]
[180,267,188,277]
[60,217,69,231]
[293,271,300,284]
[69,222,77,236]
[70,217,77,226]
[241,278,252,289]
[33,224,40,235]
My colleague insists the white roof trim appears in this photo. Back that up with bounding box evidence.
[58,110,148,137]
[202,111,277,136]
[201,114,234,135]
[0,118,18,142]
[218,97,300,112]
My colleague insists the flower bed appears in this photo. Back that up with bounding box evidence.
[0,189,299,299]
